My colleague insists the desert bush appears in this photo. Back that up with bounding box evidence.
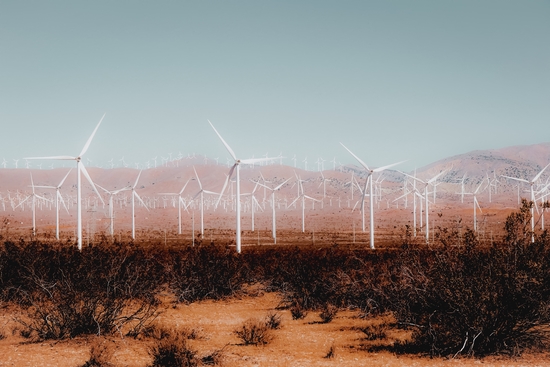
[388,202,550,357]
[324,343,336,359]
[1,241,164,339]
[289,302,308,320]
[169,246,247,303]
[200,348,225,366]
[233,318,273,345]
[148,332,198,367]
[319,304,338,323]
[361,323,389,341]
[264,311,282,330]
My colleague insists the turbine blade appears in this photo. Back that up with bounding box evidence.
[25,155,76,160]
[59,191,70,214]
[80,163,105,206]
[340,143,370,171]
[58,168,73,187]
[215,164,236,207]
[288,196,300,208]
[80,113,105,157]
[501,175,529,184]
[134,191,149,211]
[193,166,203,190]
[533,163,550,183]
[373,160,407,173]
[133,170,143,188]
[208,120,237,161]
[179,179,191,195]
[274,178,291,190]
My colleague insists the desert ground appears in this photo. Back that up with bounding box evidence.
[1,289,550,367]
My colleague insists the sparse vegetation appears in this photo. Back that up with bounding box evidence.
[0,201,548,360]
[148,332,199,367]
[233,318,273,345]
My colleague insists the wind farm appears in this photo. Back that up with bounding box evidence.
[1,1,549,365]
[2,136,550,248]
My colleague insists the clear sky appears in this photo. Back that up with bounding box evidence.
[1,1,548,171]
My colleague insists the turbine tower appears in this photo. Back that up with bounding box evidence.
[25,114,106,249]
[208,120,276,253]
[340,143,405,249]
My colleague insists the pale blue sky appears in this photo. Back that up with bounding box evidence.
[1,1,548,171]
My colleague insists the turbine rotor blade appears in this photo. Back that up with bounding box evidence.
[533,163,550,183]
[25,155,76,160]
[208,120,237,161]
[373,160,407,173]
[501,175,529,184]
[340,143,370,171]
[80,113,106,157]
[80,163,105,206]
[134,191,149,211]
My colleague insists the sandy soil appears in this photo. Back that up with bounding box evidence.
[0,291,549,367]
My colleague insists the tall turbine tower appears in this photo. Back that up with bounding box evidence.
[340,143,405,249]
[208,120,276,253]
[25,114,106,249]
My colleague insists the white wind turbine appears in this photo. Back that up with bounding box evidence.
[130,170,149,240]
[34,169,72,240]
[340,143,405,249]
[96,184,131,237]
[289,173,321,233]
[16,173,50,237]
[472,181,484,232]
[502,163,550,242]
[158,179,191,235]
[241,181,263,232]
[187,166,219,236]
[400,170,446,243]
[255,178,290,243]
[208,120,277,253]
[25,114,105,250]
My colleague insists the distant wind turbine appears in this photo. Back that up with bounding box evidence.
[208,120,276,253]
[34,169,72,240]
[25,114,106,249]
[340,143,406,249]
[502,163,550,242]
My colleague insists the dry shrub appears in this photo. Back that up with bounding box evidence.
[234,318,273,345]
[290,302,308,320]
[324,343,336,359]
[200,348,225,365]
[319,304,338,323]
[264,311,282,330]
[148,333,198,367]
[361,323,389,341]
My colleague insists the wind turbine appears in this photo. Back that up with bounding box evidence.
[472,181,484,232]
[96,184,131,237]
[187,166,219,236]
[255,178,290,243]
[34,169,72,240]
[130,170,149,240]
[208,120,276,253]
[16,173,50,237]
[25,114,106,250]
[502,163,550,242]
[158,179,191,235]
[289,174,320,233]
[340,143,405,249]
[400,170,447,243]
